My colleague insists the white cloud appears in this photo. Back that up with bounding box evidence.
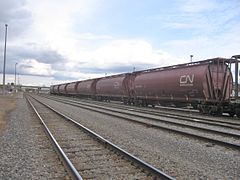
[180,0,217,13]
[24,0,100,56]
[76,33,113,40]
[163,25,240,60]
[70,39,181,72]
[19,59,53,76]
[29,39,181,81]
[53,70,102,81]
[1,0,239,86]
[160,0,240,60]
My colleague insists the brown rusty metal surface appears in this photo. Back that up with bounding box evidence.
[203,62,233,101]
[59,84,68,94]
[133,61,232,103]
[50,57,233,105]
[76,79,99,96]
[96,74,130,97]
[53,85,59,94]
[133,57,232,75]
[134,64,207,102]
[66,82,79,95]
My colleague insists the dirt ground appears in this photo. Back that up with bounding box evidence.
[0,95,16,132]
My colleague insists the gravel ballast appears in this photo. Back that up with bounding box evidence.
[0,94,69,179]
[36,95,240,179]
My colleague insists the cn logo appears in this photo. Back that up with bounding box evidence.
[180,74,194,86]
[113,82,120,89]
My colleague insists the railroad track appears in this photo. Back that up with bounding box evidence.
[42,94,240,131]
[76,99,240,129]
[80,99,240,127]
[49,95,240,128]
[26,95,174,180]
[36,94,240,150]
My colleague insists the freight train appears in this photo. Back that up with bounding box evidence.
[50,57,240,117]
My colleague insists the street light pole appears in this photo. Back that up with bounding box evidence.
[15,62,18,92]
[2,24,8,95]
[190,55,193,63]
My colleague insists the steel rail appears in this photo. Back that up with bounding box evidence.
[39,95,240,150]
[42,95,240,139]
[68,97,240,130]
[26,97,83,180]
[93,102,240,127]
[46,94,240,127]
[80,98,240,127]
[29,95,175,180]
[90,105,240,138]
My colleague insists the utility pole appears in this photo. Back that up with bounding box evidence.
[2,24,8,95]
[190,55,193,63]
[15,62,18,92]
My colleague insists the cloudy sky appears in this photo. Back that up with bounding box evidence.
[0,0,240,86]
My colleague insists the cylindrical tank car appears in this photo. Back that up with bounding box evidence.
[132,58,232,115]
[76,79,100,98]
[50,57,239,116]
[96,73,132,102]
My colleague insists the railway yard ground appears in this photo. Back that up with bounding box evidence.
[0,93,70,179]
[0,92,240,179]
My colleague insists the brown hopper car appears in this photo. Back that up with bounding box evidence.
[50,56,240,117]
[132,58,232,111]
[95,73,132,101]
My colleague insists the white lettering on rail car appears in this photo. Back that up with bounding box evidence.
[113,82,120,89]
[180,74,194,86]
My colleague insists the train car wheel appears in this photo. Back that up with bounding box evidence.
[236,108,240,118]
[228,112,235,117]
[236,113,240,118]
[216,106,223,116]
[133,100,140,106]
[142,101,148,107]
